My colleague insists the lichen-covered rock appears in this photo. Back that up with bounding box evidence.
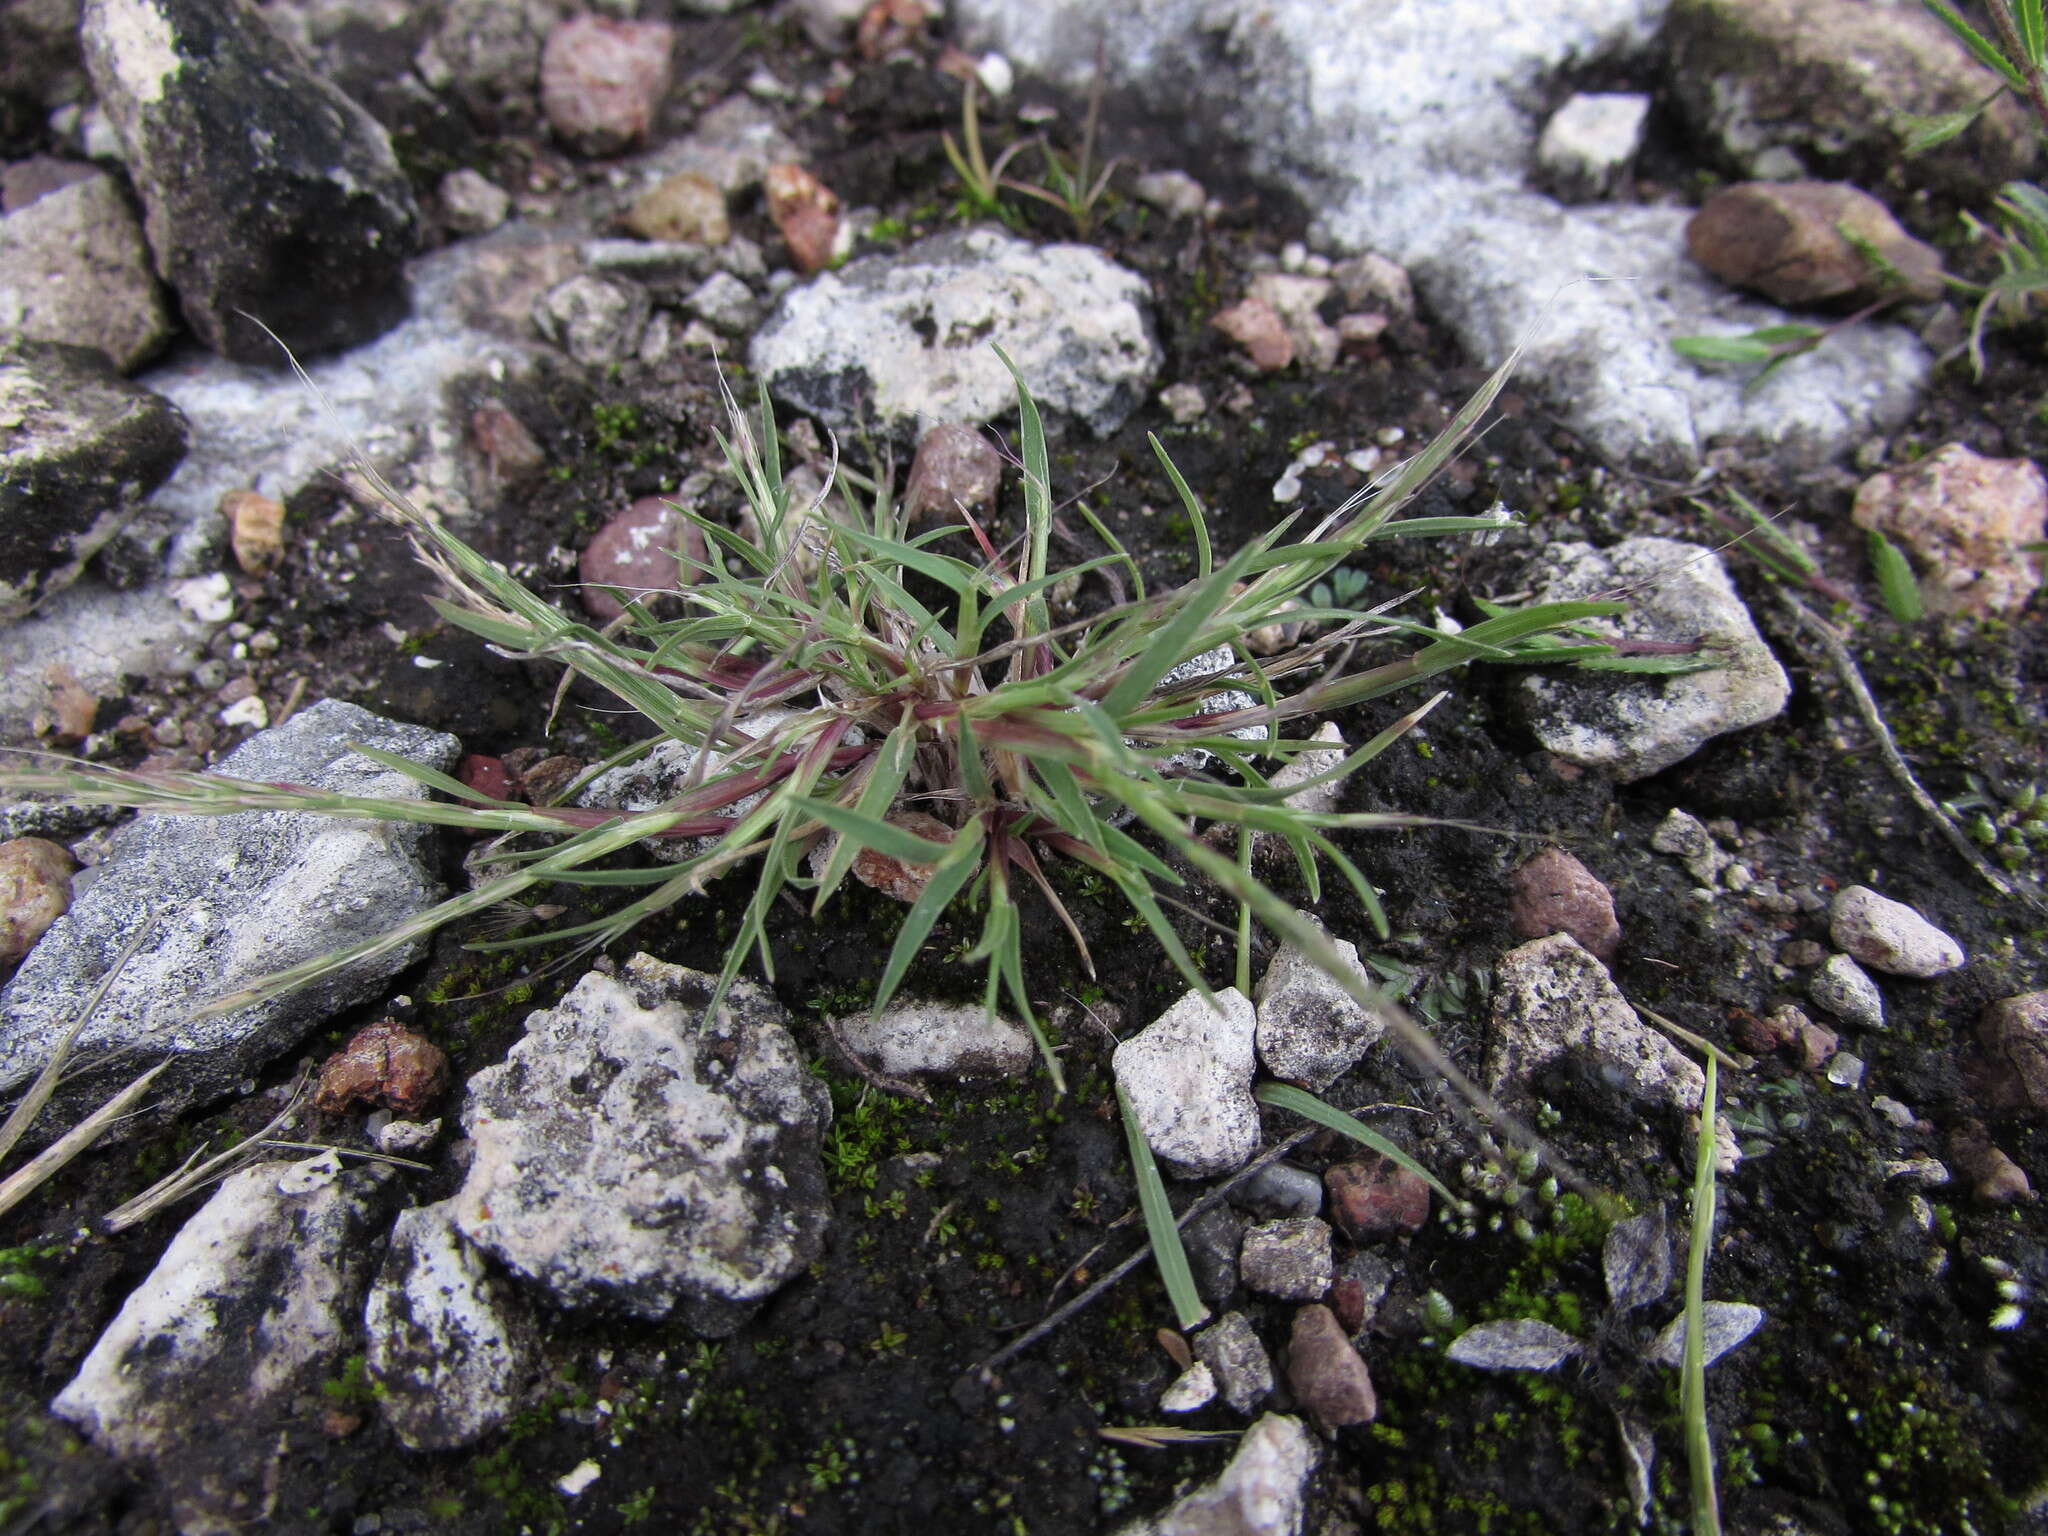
[365,1202,537,1451]
[0,166,173,371]
[750,226,1159,438]
[1516,538,1790,781]
[834,1000,1034,1081]
[1252,914,1384,1090]
[81,0,420,361]
[0,700,457,1138]
[0,338,187,621]
[450,954,831,1328]
[53,1155,388,1535]
[1112,987,1260,1178]
[1486,933,1704,1113]
[1115,1413,1318,1536]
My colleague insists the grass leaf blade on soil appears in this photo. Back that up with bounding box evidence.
[1683,1055,1725,1536]
[1117,1081,1209,1331]
[1253,1083,1456,1204]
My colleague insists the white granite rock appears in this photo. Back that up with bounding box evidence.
[1113,987,1261,1178]
[1116,1413,1319,1536]
[1253,915,1383,1090]
[835,1000,1035,1081]
[365,1202,537,1451]
[750,226,1159,438]
[1517,538,1790,781]
[1829,886,1965,978]
[1536,92,1650,202]
[53,1156,387,1535]
[450,954,831,1329]
[1486,933,1704,1113]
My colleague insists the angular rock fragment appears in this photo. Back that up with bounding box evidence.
[1286,1304,1376,1426]
[1193,1311,1276,1416]
[1507,846,1620,961]
[1112,987,1260,1178]
[0,167,172,371]
[1252,913,1384,1091]
[1240,1216,1334,1302]
[1115,1414,1317,1536]
[82,0,420,361]
[1852,445,2047,618]
[451,954,831,1328]
[834,1000,1034,1081]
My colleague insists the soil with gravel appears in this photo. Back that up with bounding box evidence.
[3,12,2047,1536]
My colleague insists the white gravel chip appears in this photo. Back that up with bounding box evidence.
[1829,886,1965,977]
[1809,953,1885,1031]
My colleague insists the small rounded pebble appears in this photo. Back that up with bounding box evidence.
[1286,1304,1377,1425]
[1506,845,1620,961]
[0,836,77,964]
[1809,953,1884,1031]
[579,496,708,623]
[1829,886,1964,977]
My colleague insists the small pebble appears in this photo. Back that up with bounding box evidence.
[1159,1362,1216,1413]
[0,837,76,964]
[1829,886,1964,977]
[1824,1052,1866,1089]
[1810,953,1884,1031]
[1286,1304,1377,1426]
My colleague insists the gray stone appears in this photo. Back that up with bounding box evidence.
[365,1202,537,1451]
[684,270,759,335]
[1112,987,1261,1178]
[533,273,652,367]
[1182,1204,1246,1308]
[750,226,1160,438]
[438,168,512,235]
[0,169,173,372]
[1486,933,1704,1113]
[834,1000,1034,1081]
[1517,538,1790,781]
[640,95,801,197]
[82,0,419,362]
[1193,1311,1275,1416]
[0,338,188,621]
[1240,1216,1334,1302]
[1115,1414,1318,1536]
[0,700,456,1134]
[1649,807,1730,886]
[1252,914,1383,1090]
[414,0,566,134]
[1809,953,1884,1032]
[53,1156,388,1536]
[951,0,1927,474]
[1228,1161,1323,1221]
[450,954,832,1327]
[1829,886,1965,978]
[1536,92,1650,202]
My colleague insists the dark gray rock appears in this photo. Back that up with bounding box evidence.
[450,954,832,1328]
[81,0,420,362]
[0,337,187,621]
[0,699,457,1137]
[53,1154,390,1536]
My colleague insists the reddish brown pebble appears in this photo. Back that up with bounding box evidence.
[540,15,675,157]
[1325,1156,1431,1240]
[0,837,76,965]
[1506,846,1620,962]
[1949,1120,2034,1205]
[1795,1019,1839,1073]
[1685,181,1943,307]
[579,496,708,623]
[470,403,547,481]
[856,0,929,58]
[1329,1278,1367,1336]
[220,489,286,577]
[1287,1304,1377,1425]
[765,163,841,275]
[1732,1011,1783,1056]
[313,1021,451,1117]
[516,754,585,806]
[903,422,1004,526]
[458,754,514,802]
[1211,296,1293,371]
[851,811,955,902]
[1974,991,2048,1115]
[43,665,98,743]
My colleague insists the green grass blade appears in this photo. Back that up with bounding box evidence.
[1868,530,1924,622]
[1923,0,2029,86]
[1254,1083,1456,1204]
[869,820,987,1019]
[1117,1082,1210,1331]
[992,345,1054,613]
[1683,1056,1724,1536]
[803,798,955,863]
[1150,435,1214,579]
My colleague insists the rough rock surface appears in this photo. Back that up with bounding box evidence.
[1194,1311,1276,1417]
[1851,445,2048,619]
[1829,886,1965,978]
[1976,991,2048,1115]
[1809,953,1885,1032]
[1252,914,1383,1090]
[835,1000,1035,1081]
[365,1201,537,1451]
[1486,933,1705,1113]
[539,13,673,156]
[1517,537,1791,781]
[951,0,1926,473]
[750,226,1159,438]
[1662,0,2039,198]
[1116,1413,1318,1536]
[1325,1155,1431,1240]
[52,1156,389,1535]
[1536,92,1649,203]
[450,954,832,1328]
[0,167,172,371]
[0,699,457,1135]
[0,338,188,621]
[81,0,420,361]
[1240,1217,1334,1302]
[1112,986,1261,1178]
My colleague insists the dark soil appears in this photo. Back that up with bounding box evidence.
[4,12,2048,1536]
